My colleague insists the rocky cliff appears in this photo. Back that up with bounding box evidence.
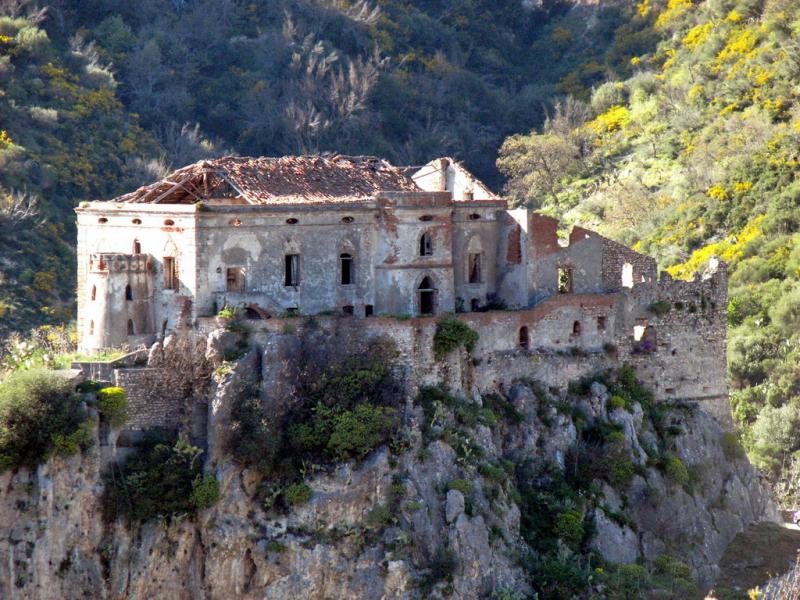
[0,331,779,599]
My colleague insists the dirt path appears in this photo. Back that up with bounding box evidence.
[712,521,800,597]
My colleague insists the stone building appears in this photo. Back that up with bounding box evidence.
[75,154,674,353]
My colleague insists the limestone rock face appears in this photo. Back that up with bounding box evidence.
[591,508,640,564]
[446,490,465,524]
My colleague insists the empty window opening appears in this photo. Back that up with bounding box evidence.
[468,253,482,283]
[286,218,298,225]
[163,257,178,290]
[133,239,141,254]
[469,213,481,220]
[665,388,675,395]
[342,305,354,315]
[226,267,246,293]
[470,298,480,311]
[341,216,354,224]
[365,304,374,317]
[419,232,433,257]
[558,267,573,293]
[229,218,242,227]
[572,320,581,336]
[127,319,135,336]
[132,218,141,225]
[125,285,133,301]
[161,320,168,338]
[418,276,436,315]
[98,217,107,224]
[419,215,434,222]
[244,307,265,320]
[519,326,529,349]
[164,219,175,226]
[91,285,96,301]
[597,316,607,331]
[340,253,354,285]
[89,320,94,336]
[622,263,634,288]
[285,254,299,286]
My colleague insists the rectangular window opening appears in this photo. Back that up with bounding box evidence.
[163,257,178,290]
[340,254,353,285]
[226,267,246,293]
[285,254,299,286]
[365,304,374,317]
[597,316,607,331]
[557,267,573,294]
[468,253,482,284]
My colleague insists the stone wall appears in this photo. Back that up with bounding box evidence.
[114,368,181,431]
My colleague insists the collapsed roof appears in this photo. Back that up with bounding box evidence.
[113,155,421,205]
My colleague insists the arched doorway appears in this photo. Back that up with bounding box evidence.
[418,276,436,315]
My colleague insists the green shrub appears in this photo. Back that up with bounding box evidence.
[52,419,94,457]
[0,369,91,470]
[479,462,508,483]
[607,395,626,411]
[191,474,220,509]
[103,433,208,524]
[227,392,281,475]
[326,403,398,461]
[420,545,458,592]
[447,478,471,495]
[216,304,239,319]
[663,455,690,486]
[95,387,128,427]
[284,482,311,505]
[433,317,479,359]
[721,431,745,461]
[554,509,585,548]
[365,504,393,529]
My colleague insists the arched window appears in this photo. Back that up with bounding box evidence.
[419,232,433,257]
[125,285,133,301]
[133,239,141,254]
[572,320,581,336]
[91,285,96,301]
[519,326,529,349]
[418,276,436,315]
[340,253,354,285]
[127,319,135,336]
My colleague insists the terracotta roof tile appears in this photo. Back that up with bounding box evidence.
[113,155,420,205]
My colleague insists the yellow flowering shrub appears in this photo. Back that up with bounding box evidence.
[667,215,765,279]
[707,185,728,201]
[683,22,714,50]
[0,130,12,149]
[587,105,631,135]
[718,28,759,62]
[656,0,693,28]
[734,181,753,193]
[725,10,743,23]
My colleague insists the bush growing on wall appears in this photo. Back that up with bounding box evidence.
[95,386,127,427]
[433,317,479,359]
[0,368,93,469]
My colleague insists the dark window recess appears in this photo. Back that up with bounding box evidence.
[419,232,433,257]
[342,305,354,315]
[286,218,298,225]
[342,216,354,223]
[418,276,436,315]
[226,267,246,293]
[125,285,133,301]
[164,219,175,226]
[89,320,94,335]
[127,319,135,336]
[91,285,96,301]
[340,253,354,285]
[132,218,141,225]
[365,304,374,317]
[133,239,141,254]
[419,215,434,222]
[470,298,480,311]
[519,327,529,349]
[468,253,482,283]
[597,316,607,331]
[163,257,178,290]
[469,213,481,220]
[285,254,299,286]
[558,267,573,293]
[572,321,581,336]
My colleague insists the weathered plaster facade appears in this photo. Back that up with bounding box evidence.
[75,154,729,424]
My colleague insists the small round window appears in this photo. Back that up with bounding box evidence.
[229,218,242,227]
[469,213,481,220]
[132,218,142,225]
[164,219,175,226]
[286,218,299,225]
[341,216,354,224]
[98,217,108,224]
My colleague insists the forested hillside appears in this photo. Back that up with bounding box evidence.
[0,0,651,339]
[500,0,800,497]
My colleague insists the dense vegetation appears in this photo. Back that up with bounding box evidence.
[500,0,800,501]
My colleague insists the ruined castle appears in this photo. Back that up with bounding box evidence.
[75,155,730,426]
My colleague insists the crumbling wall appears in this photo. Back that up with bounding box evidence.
[114,368,181,430]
